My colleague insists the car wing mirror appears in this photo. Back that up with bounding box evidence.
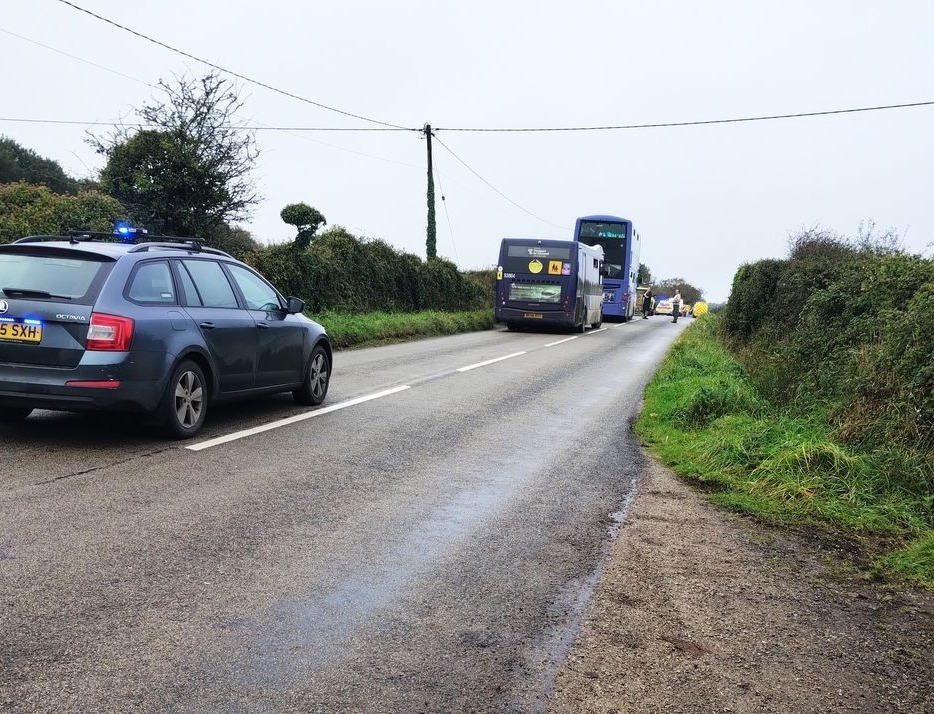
[286,296,305,314]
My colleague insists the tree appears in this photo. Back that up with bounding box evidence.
[637,262,652,285]
[280,202,326,250]
[652,277,704,305]
[0,137,79,195]
[91,72,259,241]
[212,224,260,257]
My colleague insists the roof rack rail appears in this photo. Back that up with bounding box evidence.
[129,241,233,258]
[13,232,118,245]
[10,231,233,258]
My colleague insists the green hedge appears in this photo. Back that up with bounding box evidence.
[0,182,125,244]
[723,233,934,455]
[244,227,489,314]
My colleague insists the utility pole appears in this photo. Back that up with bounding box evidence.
[424,123,437,259]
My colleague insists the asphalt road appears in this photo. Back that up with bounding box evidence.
[0,316,687,712]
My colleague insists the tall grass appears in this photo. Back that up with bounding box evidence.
[637,315,934,588]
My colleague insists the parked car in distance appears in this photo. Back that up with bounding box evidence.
[692,301,709,318]
[654,298,673,316]
[0,230,332,438]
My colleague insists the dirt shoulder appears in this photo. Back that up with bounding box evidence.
[549,456,934,713]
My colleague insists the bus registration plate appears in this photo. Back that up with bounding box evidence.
[523,312,543,319]
[0,320,43,343]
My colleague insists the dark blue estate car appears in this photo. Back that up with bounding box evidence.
[0,233,332,438]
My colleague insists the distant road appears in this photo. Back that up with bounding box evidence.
[0,318,686,712]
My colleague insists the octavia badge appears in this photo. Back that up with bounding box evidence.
[0,300,8,314]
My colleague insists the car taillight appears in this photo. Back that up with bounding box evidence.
[86,313,134,351]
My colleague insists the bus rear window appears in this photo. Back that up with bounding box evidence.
[0,252,111,303]
[508,282,562,303]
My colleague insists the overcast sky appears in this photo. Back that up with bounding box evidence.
[3,0,933,302]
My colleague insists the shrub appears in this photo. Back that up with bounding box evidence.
[245,227,487,314]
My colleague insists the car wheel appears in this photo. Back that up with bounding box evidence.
[293,343,330,406]
[161,360,207,439]
[0,407,32,422]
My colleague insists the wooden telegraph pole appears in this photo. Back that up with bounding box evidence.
[424,123,437,259]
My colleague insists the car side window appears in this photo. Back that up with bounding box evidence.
[226,264,283,311]
[176,262,203,307]
[180,259,239,309]
[126,261,176,304]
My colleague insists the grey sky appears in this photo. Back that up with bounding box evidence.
[2,0,932,302]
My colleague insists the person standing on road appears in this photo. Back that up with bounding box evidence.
[671,290,682,323]
[642,286,653,319]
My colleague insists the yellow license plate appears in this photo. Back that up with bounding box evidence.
[0,321,43,343]
[523,312,543,319]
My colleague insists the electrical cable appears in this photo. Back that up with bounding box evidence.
[434,100,934,132]
[0,117,415,131]
[433,167,460,265]
[54,0,417,132]
[0,27,153,88]
[432,135,569,231]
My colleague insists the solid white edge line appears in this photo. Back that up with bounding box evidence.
[186,385,412,451]
[584,327,608,335]
[456,351,527,372]
[544,336,579,347]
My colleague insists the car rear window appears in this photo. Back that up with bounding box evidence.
[0,249,113,304]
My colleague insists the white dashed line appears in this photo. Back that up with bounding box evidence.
[456,351,527,373]
[544,336,579,347]
[185,385,412,451]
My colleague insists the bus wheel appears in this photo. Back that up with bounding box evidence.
[506,322,520,331]
[592,313,603,329]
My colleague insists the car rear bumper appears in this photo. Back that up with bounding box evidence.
[0,358,168,413]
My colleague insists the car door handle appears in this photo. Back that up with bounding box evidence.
[256,321,269,329]
[199,321,216,330]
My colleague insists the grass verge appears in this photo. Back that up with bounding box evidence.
[636,315,934,589]
[310,309,496,349]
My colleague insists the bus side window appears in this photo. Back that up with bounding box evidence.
[593,258,599,268]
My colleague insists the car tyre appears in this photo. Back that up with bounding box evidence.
[293,343,330,406]
[0,407,32,422]
[161,359,207,439]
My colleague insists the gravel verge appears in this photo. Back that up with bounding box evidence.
[549,456,934,713]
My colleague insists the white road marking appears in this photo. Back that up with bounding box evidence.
[584,327,608,335]
[185,385,412,451]
[189,325,618,450]
[456,351,527,372]
[544,336,579,347]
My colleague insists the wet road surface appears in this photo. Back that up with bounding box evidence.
[0,318,686,711]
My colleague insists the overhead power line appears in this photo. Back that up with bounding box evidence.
[434,100,934,132]
[54,0,417,132]
[0,117,408,131]
[7,98,932,134]
[0,26,153,88]
[432,135,568,231]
